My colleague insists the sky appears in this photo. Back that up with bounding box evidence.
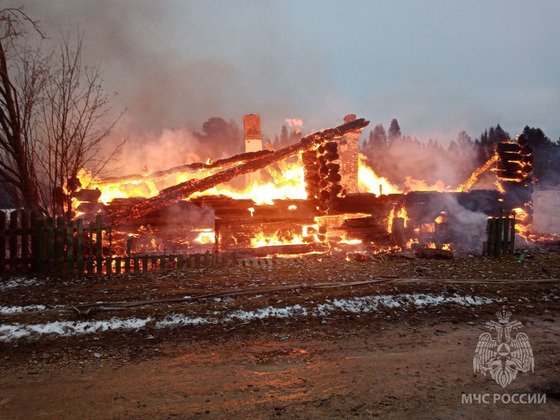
[8,0,560,143]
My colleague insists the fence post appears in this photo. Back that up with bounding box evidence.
[66,220,74,273]
[76,219,84,274]
[509,215,516,254]
[20,211,29,270]
[0,212,5,271]
[95,215,103,274]
[55,217,65,271]
[9,211,18,269]
[46,217,54,270]
[32,215,43,272]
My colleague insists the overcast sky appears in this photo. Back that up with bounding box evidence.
[10,0,560,142]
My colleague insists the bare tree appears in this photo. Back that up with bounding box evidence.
[0,8,123,217]
[0,8,46,210]
[36,33,124,217]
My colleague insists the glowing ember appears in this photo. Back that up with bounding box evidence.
[248,207,255,217]
[193,228,215,244]
[435,212,446,224]
[405,238,419,249]
[250,230,305,248]
[339,234,362,245]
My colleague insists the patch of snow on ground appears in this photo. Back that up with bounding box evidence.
[0,293,495,341]
[155,315,212,328]
[0,317,152,342]
[0,277,42,291]
[0,305,46,315]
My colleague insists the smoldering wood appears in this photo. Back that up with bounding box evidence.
[106,118,370,224]
[414,248,454,259]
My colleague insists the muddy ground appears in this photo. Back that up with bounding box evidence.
[1,252,559,419]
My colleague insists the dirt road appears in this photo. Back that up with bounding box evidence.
[1,307,559,419]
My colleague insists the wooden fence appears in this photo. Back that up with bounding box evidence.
[482,212,516,257]
[1,210,230,275]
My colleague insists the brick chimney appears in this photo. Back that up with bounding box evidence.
[243,114,263,185]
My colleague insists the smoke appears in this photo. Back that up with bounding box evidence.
[8,0,336,149]
[103,116,242,174]
[421,193,490,252]
[363,126,483,189]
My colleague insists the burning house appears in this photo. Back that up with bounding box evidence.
[68,114,546,261]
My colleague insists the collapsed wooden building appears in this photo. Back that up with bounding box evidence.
[71,115,517,258]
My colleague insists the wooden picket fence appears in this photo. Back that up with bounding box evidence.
[0,210,230,275]
[482,211,516,257]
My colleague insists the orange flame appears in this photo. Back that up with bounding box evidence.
[387,206,408,233]
[357,155,401,196]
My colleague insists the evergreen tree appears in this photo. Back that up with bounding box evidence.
[456,130,473,148]
[388,119,401,142]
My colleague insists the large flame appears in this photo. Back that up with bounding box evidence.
[74,146,502,212]
[357,155,401,196]
[191,162,306,205]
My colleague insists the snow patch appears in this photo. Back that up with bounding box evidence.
[0,305,46,315]
[0,277,42,291]
[0,293,495,342]
[0,317,152,342]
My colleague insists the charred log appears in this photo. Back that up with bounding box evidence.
[95,150,275,186]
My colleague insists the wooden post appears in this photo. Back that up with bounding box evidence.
[133,256,140,273]
[20,211,29,269]
[142,256,148,273]
[509,215,516,254]
[55,217,65,271]
[76,219,84,274]
[0,212,6,272]
[493,217,502,257]
[34,218,45,273]
[124,256,131,273]
[9,211,18,269]
[95,215,103,274]
[46,217,54,270]
[203,251,210,268]
[485,218,493,257]
[106,257,113,275]
[213,217,221,253]
[502,212,510,255]
[86,257,94,274]
[115,257,122,275]
[66,220,74,273]
[177,254,184,270]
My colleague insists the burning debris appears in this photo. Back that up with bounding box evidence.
[63,114,557,260]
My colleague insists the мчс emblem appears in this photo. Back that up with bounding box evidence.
[473,308,534,388]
